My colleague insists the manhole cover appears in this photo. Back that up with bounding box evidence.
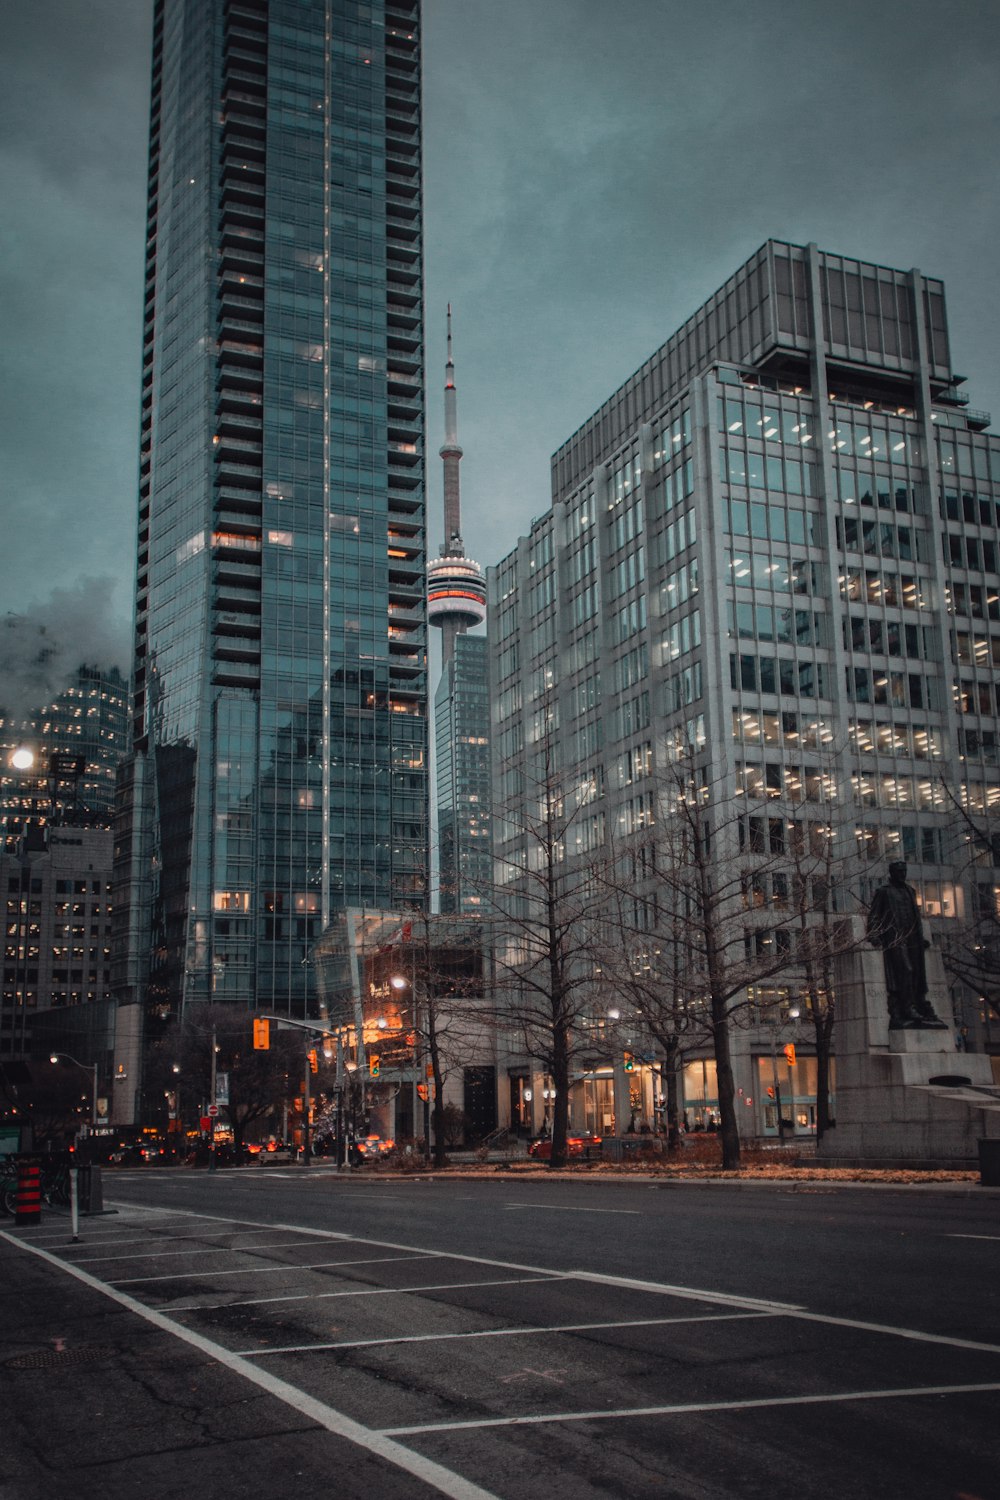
[5,1346,113,1370]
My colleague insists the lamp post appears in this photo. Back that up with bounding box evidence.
[49,1052,98,1130]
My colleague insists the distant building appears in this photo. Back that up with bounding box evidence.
[488,239,1000,1138]
[435,632,491,914]
[1,664,128,850]
[0,662,125,1086]
[1,826,114,1077]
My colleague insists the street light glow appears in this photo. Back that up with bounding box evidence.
[11,746,34,770]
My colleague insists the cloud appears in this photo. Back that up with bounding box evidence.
[0,579,129,723]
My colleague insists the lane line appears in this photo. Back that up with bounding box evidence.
[947,1234,1000,1242]
[380,1381,1000,1436]
[504,1203,640,1216]
[73,1239,324,1264]
[102,1203,1000,1357]
[0,1229,500,1500]
[238,1310,774,1358]
[111,1253,433,1285]
[176,1274,565,1312]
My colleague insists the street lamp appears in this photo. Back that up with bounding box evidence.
[49,1051,98,1129]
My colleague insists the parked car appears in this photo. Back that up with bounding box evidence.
[349,1135,395,1165]
[527,1133,603,1160]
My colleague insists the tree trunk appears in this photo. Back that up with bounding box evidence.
[813,1005,835,1140]
[427,1006,448,1168]
[548,1021,570,1169]
[711,1003,741,1170]
[663,1040,681,1150]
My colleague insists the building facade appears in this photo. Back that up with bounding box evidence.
[1,664,129,851]
[116,0,428,1068]
[488,240,1000,1139]
[434,631,491,914]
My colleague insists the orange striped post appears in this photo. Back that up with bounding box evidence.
[15,1163,41,1226]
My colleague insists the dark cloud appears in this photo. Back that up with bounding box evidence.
[1,0,998,621]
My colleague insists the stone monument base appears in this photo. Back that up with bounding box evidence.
[817,926,1000,1169]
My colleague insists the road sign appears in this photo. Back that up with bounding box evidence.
[207,1103,219,1117]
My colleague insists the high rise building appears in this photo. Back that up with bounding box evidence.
[1,663,129,850]
[117,0,428,1051]
[488,240,1000,1138]
[426,311,490,913]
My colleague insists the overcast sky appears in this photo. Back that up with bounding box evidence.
[1,0,999,674]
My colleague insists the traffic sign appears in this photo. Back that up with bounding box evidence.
[207,1103,219,1117]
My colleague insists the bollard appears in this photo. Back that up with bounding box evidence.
[15,1162,41,1226]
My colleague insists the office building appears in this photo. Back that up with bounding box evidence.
[488,240,1000,1137]
[116,0,428,1059]
[426,311,490,913]
[434,631,491,913]
[1,662,128,850]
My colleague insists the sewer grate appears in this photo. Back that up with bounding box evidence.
[5,1346,113,1370]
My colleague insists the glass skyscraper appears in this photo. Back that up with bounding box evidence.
[117,0,427,1046]
[488,240,1000,1137]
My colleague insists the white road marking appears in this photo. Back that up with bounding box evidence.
[380,1381,1000,1436]
[0,1228,500,1500]
[179,1273,564,1312]
[238,1309,774,1358]
[111,1252,432,1285]
[504,1202,640,1215]
[101,1203,1000,1358]
[947,1233,1000,1241]
[72,1239,322,1263]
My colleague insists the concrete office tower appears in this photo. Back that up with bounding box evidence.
[488,240,1000,1137]
[426,311,490,913]
[117,0,428,1037]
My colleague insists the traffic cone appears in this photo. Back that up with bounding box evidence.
[15,1163,41,1226]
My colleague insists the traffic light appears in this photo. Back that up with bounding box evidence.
[766,1086,775,1099]
[783,1043,797,1067]
[308,1048,318,1074]
[253,1017,270,1050]
[623,1051,634,1072]
[369,1054,380,1078]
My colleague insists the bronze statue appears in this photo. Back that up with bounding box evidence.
[866,861,947,1030]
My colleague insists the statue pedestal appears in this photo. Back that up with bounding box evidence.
[818,922,999,1168]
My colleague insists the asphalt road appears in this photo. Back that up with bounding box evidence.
[3,1166,999,1500]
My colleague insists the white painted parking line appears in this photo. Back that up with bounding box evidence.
[111,1252,433,1285]
[380,1381,1000,1436]
[182,1273,564,1312]
[504,1202,640,1215]
[73,1239,322,1263]
[239,1309,774,1358]
[1,1230,499,1500]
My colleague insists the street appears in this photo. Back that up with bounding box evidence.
[3,1168,999,1499]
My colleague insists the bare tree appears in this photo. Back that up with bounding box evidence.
[488,733,608,1169]
[594,754,864,1169]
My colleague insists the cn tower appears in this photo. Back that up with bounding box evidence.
[427,307,486,664]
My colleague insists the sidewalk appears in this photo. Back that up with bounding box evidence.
[0,1224,446,1500]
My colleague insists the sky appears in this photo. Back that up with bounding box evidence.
[1,0,999,684]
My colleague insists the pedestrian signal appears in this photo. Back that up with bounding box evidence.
[623,1051,634,1072]
[369,1055,380,1078]
[416,1082,428,1101]
[253,1018,270,1050]
[766,1086,775,1099]
[308,1048,318,1074]
[783,1043,796,1067]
